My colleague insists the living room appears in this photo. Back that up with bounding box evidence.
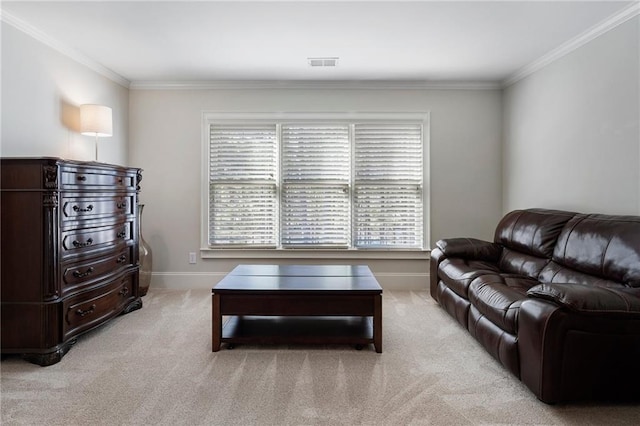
[1,1,639,424]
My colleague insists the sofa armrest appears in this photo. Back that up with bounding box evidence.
[518,297,640,403]
[434,238,502,262]
[430,238,502,301]
[527,283,640,314]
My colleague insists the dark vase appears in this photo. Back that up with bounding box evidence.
[138,203,153,296]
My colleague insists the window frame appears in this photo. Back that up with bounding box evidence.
[200,112,431,260]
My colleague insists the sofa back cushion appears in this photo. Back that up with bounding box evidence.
[499,248,550,279]
[544,214,640,288]
[494,209,576,257]
[494,209,576,278]
[538,261,623,288]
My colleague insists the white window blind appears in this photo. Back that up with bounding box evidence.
[281,125,350,247]
[354,124,423,248]
[209,124,277,246]
[206,116,426,251]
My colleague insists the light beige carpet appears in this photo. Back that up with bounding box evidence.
[1,289,639,425]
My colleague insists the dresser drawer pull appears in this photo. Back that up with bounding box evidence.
[117,177,124,184]
[76,304,96,317]
[77,175,87,182]
[118,287,129,297]
[73,204,94,213]
[72,266,95,278]
[117,230,127,239]
[117,201,128,210]
[116,255,127,264]
[72,238,93,248]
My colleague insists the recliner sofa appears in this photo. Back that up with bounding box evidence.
[430,208,640,403]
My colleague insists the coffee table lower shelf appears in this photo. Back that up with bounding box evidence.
[221,315,375,349]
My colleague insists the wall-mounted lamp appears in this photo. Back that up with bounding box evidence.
[80,104,112,162]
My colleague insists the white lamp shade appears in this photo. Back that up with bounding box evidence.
[80,104,113,137]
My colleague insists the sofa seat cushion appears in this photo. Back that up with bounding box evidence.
[468,274,540,334]
[438,258,501,299]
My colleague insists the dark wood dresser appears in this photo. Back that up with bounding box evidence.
[1,158,142,365]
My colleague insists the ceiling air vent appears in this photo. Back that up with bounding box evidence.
[308,57,339,67]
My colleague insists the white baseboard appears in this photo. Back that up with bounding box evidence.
[149,272,429,291]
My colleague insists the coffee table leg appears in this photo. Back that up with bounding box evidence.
[374,294,382,353]
[212,293,221,352]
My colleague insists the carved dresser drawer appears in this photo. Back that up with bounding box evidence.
[63,272,137,340]
[61,167,136,190]
[1,157,143,366]
[61,194,134,222]
[61,221,133,259]
[61,246,134,297]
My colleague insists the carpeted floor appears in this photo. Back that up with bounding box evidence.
[1,289,639,425]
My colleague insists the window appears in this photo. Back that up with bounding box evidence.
[282,124,351,247]
[354,124,423,248]
[208,124,277,247]
[203,113,428,252]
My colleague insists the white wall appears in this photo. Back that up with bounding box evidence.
[1,22,130,165]
[7,7,637,292]
[503,16,640,215]
[129,87,503,290]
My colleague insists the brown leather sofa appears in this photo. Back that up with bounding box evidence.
[430,208,640,403]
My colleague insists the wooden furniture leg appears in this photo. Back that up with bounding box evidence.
[212,293,221,352]
[374,294,382,353]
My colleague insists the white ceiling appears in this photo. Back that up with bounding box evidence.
[1,1,637,86]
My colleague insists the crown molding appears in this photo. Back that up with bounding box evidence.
[1,10,130,88]
[129,79,501,91]
[503,2,640,87]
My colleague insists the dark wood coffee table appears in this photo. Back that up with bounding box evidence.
[212,264,382,352]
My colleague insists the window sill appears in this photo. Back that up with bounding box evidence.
[200,248,430,260]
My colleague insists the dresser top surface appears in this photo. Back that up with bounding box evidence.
[1,157,139,171]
